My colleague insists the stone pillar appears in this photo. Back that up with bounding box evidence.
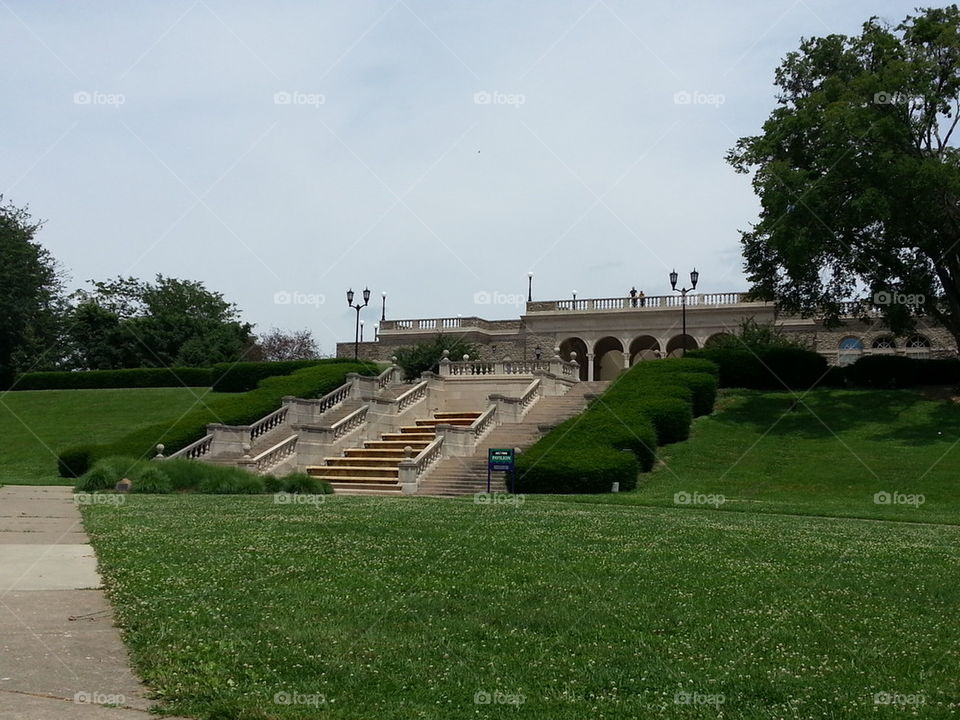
[586,353,595,382]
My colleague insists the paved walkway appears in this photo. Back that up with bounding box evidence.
[0,485,183,719]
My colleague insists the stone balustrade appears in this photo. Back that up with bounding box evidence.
[439,353,577,380]
[398,437,445,494]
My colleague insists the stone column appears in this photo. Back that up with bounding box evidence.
[586,353,595,381]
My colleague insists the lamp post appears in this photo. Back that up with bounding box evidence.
[669,269,699,356]
[572,289,577,307]
[381,291,387,321]
[527,272,533,302]
[374,323,379,341]
[347,287,371,360]
[360,320,365,342]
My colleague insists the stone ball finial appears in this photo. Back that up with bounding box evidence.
[404,445,414,458]
[155,443,165,458]
[442,349,450,358]
[570,351,577,360]
[242,442,251,458]
[391,355,398,364]
[463,354,470,361]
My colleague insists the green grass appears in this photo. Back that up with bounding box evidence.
[84,495,960,719]
[0,387,230,484]
[546,388,960,525]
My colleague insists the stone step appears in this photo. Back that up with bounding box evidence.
[364,440,431,450]
[344,448,406,458]
[315,466,399,479]
[415,418,475,427]
[331,484,403,496]
[323,456,400,468]
[382,432,435,442]
[310,472,402,485]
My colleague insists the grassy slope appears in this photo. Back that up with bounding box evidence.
[546,388,960,525]
[85,495,960,719]
[0,388,231,484]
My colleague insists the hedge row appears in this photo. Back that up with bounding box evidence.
[75,455,333,495]
[58,361,378,477]
[515,358,718,494]
[210,358,364,393]
[11,367,214,390]
[686,347,827,390]
[843,355,960,389]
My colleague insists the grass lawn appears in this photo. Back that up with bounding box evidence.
[0,387,229,484]
[547,388,960,525]
[85,494,960,719]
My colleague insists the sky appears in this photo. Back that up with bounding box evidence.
[1,0,924,353]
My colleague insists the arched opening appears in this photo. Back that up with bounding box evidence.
[558,337,589,381]
[871,336,896,354]
[593,336,625,380]
[665,334,698,358]
[838,337,864,366]
[905,334,931,359]
[705,333,734,348]
[629,335,660,365]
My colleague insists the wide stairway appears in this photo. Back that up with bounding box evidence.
[417,381,610,497]
[307,411,482,495]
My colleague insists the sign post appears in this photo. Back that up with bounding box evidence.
[487,448,516,494]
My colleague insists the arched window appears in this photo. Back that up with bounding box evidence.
[871,337,896,352]
[906,334,931,359]
[838,337,864,366]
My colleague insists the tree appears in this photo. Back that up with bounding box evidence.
[254,328,320,361]
[66,274,255,368]
[728,6,960,346]
[394,335,477,381]
[0,197,66,383]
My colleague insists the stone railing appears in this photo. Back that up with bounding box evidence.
[531,292,751,312]
[377,364,401,390]
[471,404,498,441]
[330,405,367,441]
[439,354,578,379]
[249,406,288,444]
[518,378,542,415]
[317,381,352,413]
[395,381,428,413]
[165,434,213,461]
[398,436,445,493]
[380,317,521,332]
[247,434,298,474]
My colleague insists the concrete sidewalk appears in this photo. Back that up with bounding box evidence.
[0,485,184,719]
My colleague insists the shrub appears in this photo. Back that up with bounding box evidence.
[263,475,283,493]
[155,458,208,491]
[13,367,213,391]
[198,470,266,494]
[281,473,332,494]
[634,397,692,445]
[131,466,172,494]
[394,335,478,381]
[75,456,134,492]
[846,355,919,388]
[57,361,376,477]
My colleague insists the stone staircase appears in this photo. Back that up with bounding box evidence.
[417,381,610,497]
[307,411,483,495]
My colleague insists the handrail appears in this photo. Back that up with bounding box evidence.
[410,436,444,475]
[518,378,542,415]
[316,381,352,413]
[394,380,428,412]
[249,405,288,443]
[329,405,367,440]
[167,433,213,460]
[376,365,399,389]
[250,434,298,473]
[470,404,498,441]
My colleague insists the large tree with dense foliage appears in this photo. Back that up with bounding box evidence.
[728,6,960,345]
[0,197,66,382]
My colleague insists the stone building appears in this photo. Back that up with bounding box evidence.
[336,291,957,381]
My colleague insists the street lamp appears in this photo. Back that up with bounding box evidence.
[381,291,387,321]
[347,287,371,360]
[360,320,365,342]
[572,289,578,306]
[374,323,379,341]
[669,269,699,357]
[527,272,533,302]
[534,345,542,360]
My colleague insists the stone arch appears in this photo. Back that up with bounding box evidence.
[558,336,589,381]
[838,336,864,366]
[593,336,625,380]
[705,332,734,348]
[665,334,698,358]
[871,336,897,352]
[628,335,660,365]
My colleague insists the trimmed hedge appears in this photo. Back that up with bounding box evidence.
[516,358,718,494]
[12,366,214,391]
[843,356,960,388]
[687,347,827,390]
[210,359,368,393]
[58,361,377,477]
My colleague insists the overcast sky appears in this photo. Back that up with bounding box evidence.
[2,0,920,352]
